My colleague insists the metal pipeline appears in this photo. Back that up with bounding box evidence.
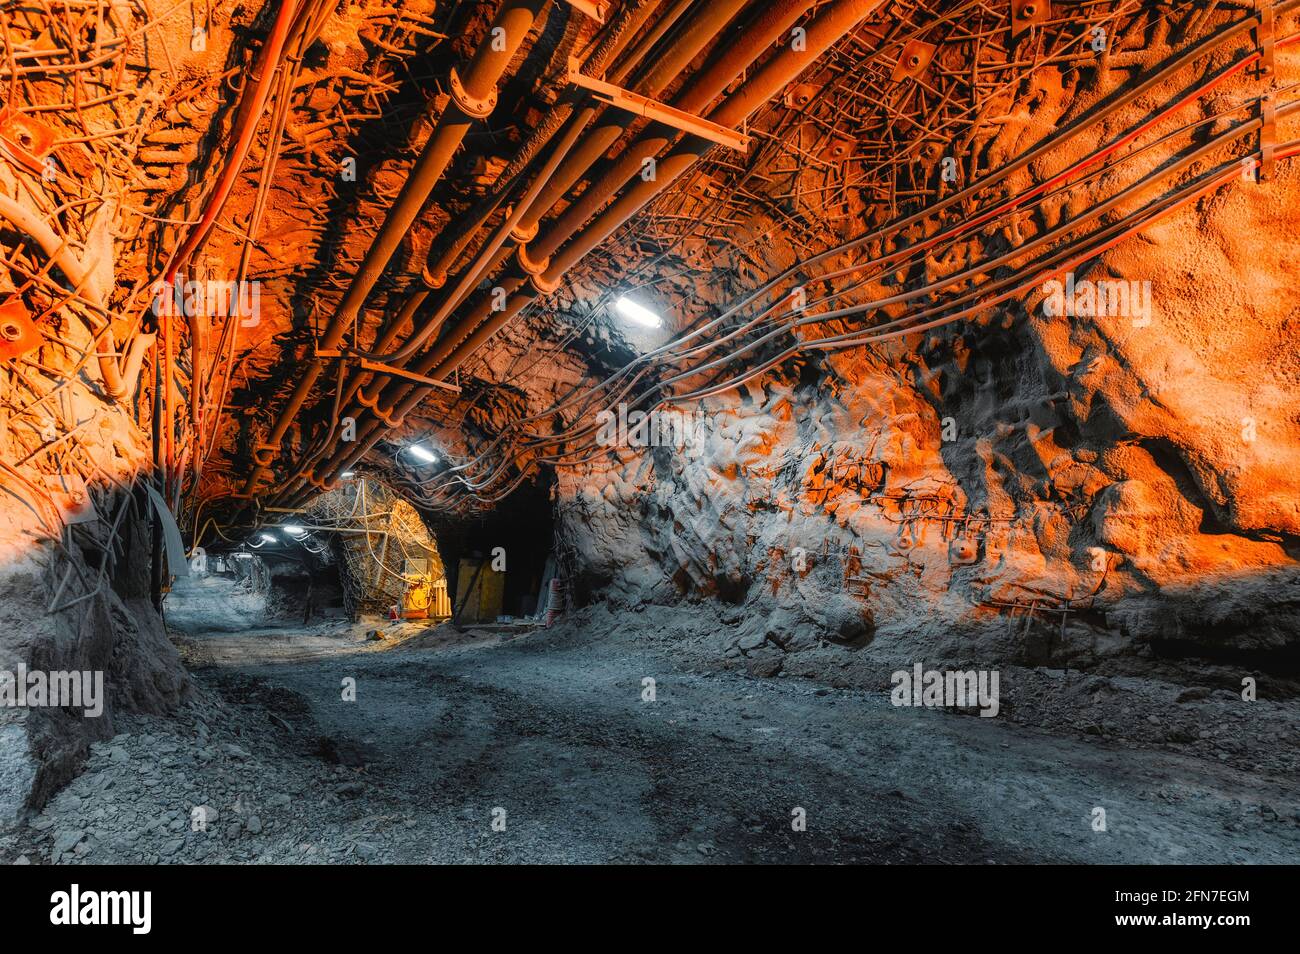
[350,0,742,369]
[166,0,301,442]
[531,0,824,263]
[273,0,742,498]
[300,1,1297,508]
[420,0,666,291]
[541,0,886,280]
[512,0,751,240]
[371,0,826,409]
[281,0,1292,509]
[239,0,549,496]
[429,0,877,391]
[303,0,878,492]
[325,0,663,414]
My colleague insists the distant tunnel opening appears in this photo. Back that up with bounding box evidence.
[165,479,452,631]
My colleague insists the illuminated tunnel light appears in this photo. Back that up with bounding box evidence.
[406,443,438,464]
[615,296,662,328]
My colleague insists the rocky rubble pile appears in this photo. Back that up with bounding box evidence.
[2,679,404,865]
[576,601,1300,781]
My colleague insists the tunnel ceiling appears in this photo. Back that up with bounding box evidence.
[0,0,1295,546]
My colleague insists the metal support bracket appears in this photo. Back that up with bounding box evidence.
[1255,0,1275,78]
[448,65,497,119]
[358,358,462,393]
[0,299,41,361]
[316,347,462,393]
[891,39,938,83]
[252,442,278,467]
[0,107,56,176]
[566,64,749,152]
[1011,0,1051,37]
[1259,94,1276,181]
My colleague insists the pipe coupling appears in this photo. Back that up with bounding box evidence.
[448,66,497,120]
[510,217,539,243]
[421,264,447,289]
[529,268,563,295]
[516,243,550,277]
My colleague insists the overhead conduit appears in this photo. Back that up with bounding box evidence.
[239,0,551,497]
[343,0,751,379]
[376,0,824,389]
[270,0,774,502]
[298,0,879,497]
[277,0,668,491]
[359,0,869,429]
[265,0,1295,519]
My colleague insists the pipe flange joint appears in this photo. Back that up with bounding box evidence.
[421,265,447,289]
[252,443,277,467]
[448,66,496,120]
[516,243,550,277]
[356,385,383,411]
[529,268,562,295]
[510,218,539,243]
[306,471,331,492]
[374,403,405,428]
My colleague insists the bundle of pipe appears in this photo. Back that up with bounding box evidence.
[282,0,667,482]
[284,1,1299,514]
[261,0,853,508]
[189,0,1300,536]
[289,0,881,506]
[259,0,743,499]
[239,0,551,498]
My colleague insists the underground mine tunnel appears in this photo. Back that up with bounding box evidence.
[0,0,1298,888]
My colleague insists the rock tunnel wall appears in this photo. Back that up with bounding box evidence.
[552,47,1300,673]
[0,500,189,822]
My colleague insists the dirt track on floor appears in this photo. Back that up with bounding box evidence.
[4,608,1298,864]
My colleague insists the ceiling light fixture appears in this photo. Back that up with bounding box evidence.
[405,443,438,464]
[614,295,662,328]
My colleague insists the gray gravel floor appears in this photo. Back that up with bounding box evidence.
[3,607,1298,864]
